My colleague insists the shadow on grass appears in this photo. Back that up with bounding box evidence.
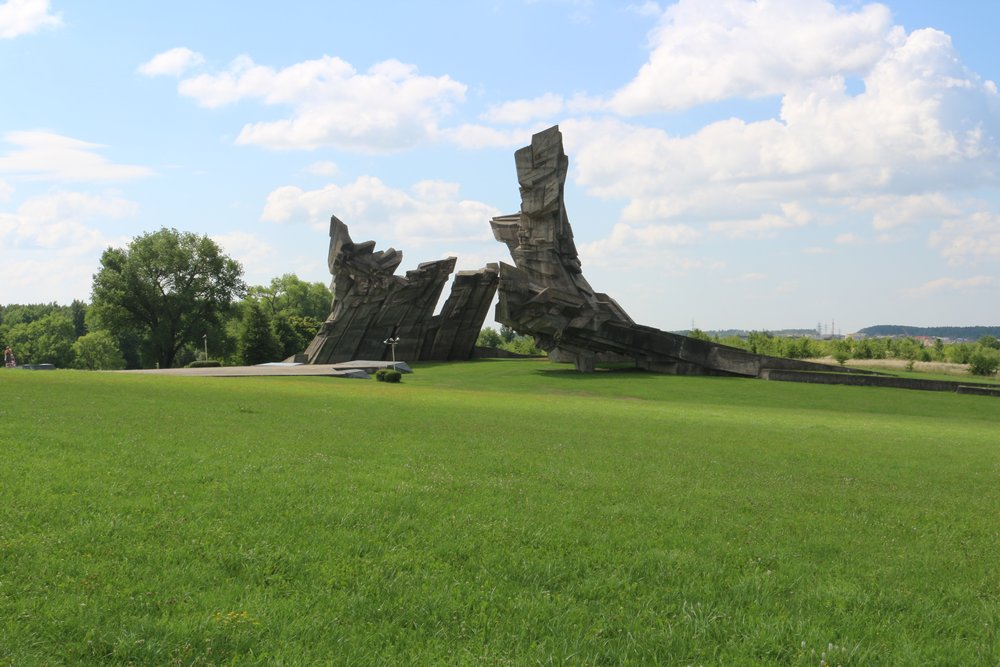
[532,364,663,381]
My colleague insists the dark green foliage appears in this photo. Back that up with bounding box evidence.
[238,302,282,365]
[248,273,332,322]
[968,347,1000,376]
[688,328,712,341]
[978,335,1000,350]
[375,368,402,382]
[90,227,246,368]
[947,342,974,364]
[69,299,88,338]
[274,313,321,358]
[71,330,125,370]
[476,326,502,347]
[2,310,77,366]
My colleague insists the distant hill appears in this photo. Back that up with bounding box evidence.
[676,329,825,338]
[856,325,1000,340]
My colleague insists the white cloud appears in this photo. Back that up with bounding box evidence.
[0,189,140,302]
[610,0,897,114]
[438,124,533,149]
[835,233,862,245]
[211,231,273,281]
[0,177,12,201]
[559,15,1000,233]
[0,190,137,250]
[708,202,812,239]
[906,275,994,295]
[576,221,703,271]
[480,92,604,125]
[0,131,154,182]
[930,211,1000,265]
[853,193,962,231]
[628,2,662,18]
[175,55,467,152]
[138,47,205,77]
[304,161,339,177]
[0,0,61,39]
[260,176,500,248]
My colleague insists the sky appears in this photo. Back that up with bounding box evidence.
[1,0,999,334]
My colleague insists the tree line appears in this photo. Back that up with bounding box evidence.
[0,228,331,370]
[689,329,1000,376]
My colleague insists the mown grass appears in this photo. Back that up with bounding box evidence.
[1,359,999,665]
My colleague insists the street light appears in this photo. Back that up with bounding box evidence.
[383,336,400,370]
[203,333,208,361]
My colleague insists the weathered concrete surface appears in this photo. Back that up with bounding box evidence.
[114,364,374,378]
[304,216,498,364]
[492,126,861,377]
[761,368,1000,396]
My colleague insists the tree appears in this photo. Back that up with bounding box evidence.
[476,326,502,347]
[4,311,77,367]
[72,330,126,370]
[90,228,246,368]
[279,313,321,358]
[978,335,1000,350]
[248,274,332,321]
[968,347,1000,377]
[238,302,282,365]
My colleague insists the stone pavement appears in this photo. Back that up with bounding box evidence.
[115,360,412,379]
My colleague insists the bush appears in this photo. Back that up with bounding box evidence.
[187,360,222,368]
[968,347,1000,377]
[374,368,402,383]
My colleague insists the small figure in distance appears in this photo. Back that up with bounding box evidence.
[4,346,15,368]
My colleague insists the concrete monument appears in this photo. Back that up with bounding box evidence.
[304,216,498,364]
[491,125,853,376]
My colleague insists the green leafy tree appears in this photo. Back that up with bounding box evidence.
[500,334,543,356]
[968,347,1000,376]
[238,302,282,365]
[947,342,974,365]
[688,328,712,342]
[4,311,77,366]
[274,313,320,359]
[69,299,88,338]
[476,326,502,347]
[72,330,126,370]
[249,274,332,321]
[90,228,246,368]
[832,340,852,366]
[978,335,1000,350]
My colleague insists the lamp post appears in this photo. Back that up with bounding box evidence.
[203,333,208,361]
[383,336,400,370]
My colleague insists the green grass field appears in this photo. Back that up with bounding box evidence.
[2,360,999,665]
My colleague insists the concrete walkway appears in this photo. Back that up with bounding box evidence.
[115,360,412,379]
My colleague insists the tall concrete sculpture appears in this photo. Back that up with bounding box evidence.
[492,125,851,376]
[304,216,498,364]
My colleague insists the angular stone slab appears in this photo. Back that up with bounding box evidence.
[492,125,855,377]
[304,216,498,364]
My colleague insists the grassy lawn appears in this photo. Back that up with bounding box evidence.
[2,359,999,664]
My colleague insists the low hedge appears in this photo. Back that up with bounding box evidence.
[187,360,222,368]
[374,368,402,383]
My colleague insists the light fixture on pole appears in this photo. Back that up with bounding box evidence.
[383,336,400,370]
[203,333,208,361]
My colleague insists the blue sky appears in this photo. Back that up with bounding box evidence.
[2,0,998,334]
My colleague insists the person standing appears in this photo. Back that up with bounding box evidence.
[4,346,15,368]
